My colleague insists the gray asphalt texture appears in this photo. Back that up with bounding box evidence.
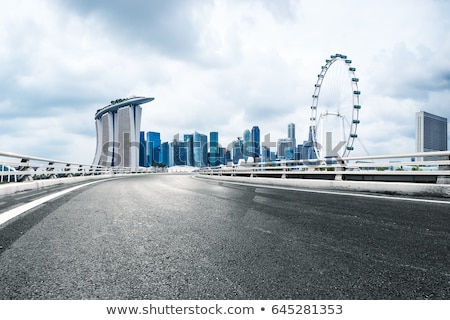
[0,174,449,299]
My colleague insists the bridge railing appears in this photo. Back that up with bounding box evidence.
[0,151,154,183]
[198,151,450,184]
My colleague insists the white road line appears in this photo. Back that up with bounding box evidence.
[203,178,450,205]
[0,180,103,226]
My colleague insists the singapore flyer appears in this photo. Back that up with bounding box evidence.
[309,53,361,160]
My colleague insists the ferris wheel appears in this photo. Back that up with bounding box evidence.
[309,53,361,160]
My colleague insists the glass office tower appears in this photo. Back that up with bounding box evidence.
[209,132,219,166]
[193,131,208,167]
[146,131,161,166]
[232,139,243,164]
[243,129,251,160]
[139,131,147,167]
[251,126,260,158]
[288,123,296,148]
[416,111,448,153]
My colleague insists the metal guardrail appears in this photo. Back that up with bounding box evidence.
[2,150,449,184]
[199,151,450,184]
[0,151,156,183]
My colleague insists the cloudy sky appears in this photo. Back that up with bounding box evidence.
[1,0,449,164]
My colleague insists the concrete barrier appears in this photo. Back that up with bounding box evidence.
[0,174,117,196]
[197,175,450,198]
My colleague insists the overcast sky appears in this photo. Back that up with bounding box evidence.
[1,0,449,164]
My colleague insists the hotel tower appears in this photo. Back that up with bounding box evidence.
[93,96,154,168]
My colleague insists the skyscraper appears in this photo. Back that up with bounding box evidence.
[193,131,208,167]
[171,135,187,166]
[251,126,260,158]
[232,138,243,164]
[161,142,170,167]
[276,123,296,160]
[243,129,251,159]
[277,138,294,160]
[288,123,296,147]
[261,146,271,162]
[93,96,154,168]
[139,131,147,167]
[416,111,448,158]
[184,134,194,167]
[302,126,317,160]
[209,132,220,166]
[147,131,161,166]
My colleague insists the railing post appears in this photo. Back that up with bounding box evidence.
[64,163,73,177]
[18,158,33,182]
[438,155,450,171]
[437,155,450,184]
[46,162,57,179]
[77,165,83,176]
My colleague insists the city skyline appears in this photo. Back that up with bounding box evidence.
[140,106,450,168]
[1,1,450,164]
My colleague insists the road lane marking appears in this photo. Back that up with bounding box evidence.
[252,226,273,234]
[198,177,450,205]
[0,180,103,227]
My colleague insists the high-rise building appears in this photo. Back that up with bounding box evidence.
[146,131,161,166]
[243,129,251,159]
[218,147,226,165]
[171,135,187,166]
[416,111,448,155]
[277,138,295,160]
[193,131,208,167]
[184,134,194,167]
[261,146,271,162]
[232,139,243,164]
[277,123,296,160]
[139,131,147,167]
[93,96,154,168]
[161,142,170,167]
[209,132,220,166]
[251,126,260,158]
[306,126,317,160]
[288,123,296,147]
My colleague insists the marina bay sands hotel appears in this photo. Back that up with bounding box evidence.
[93,96,154,168]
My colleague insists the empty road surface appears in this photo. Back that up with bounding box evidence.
[0,174,449,299]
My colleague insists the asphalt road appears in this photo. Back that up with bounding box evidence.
[0,174,449,299]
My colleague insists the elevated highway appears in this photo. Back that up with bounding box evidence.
[1,174,449,299]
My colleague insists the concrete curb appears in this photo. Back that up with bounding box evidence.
[0,174,117,196]
[197,175,450,198]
